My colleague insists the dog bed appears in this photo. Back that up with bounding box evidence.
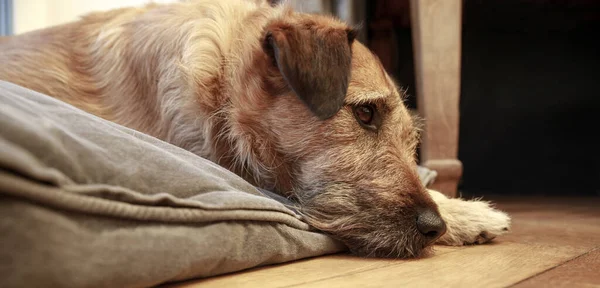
[0,81,436,287]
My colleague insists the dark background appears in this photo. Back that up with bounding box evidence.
[367,0,600,197]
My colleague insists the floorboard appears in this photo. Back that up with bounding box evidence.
[167,197,600,288]
[512,248,600,287]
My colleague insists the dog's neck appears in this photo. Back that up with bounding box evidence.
[158,2,297,194]
[0,1,297,195]
[92,1,296,194]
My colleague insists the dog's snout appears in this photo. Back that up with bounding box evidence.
[416,209,446,241]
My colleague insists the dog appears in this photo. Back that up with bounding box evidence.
[0,0,510,258]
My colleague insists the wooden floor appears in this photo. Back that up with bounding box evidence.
[168,197,600,288]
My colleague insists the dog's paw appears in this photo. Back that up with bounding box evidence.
[428,191,511,246]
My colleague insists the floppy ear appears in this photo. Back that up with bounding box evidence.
[264,23,357,120]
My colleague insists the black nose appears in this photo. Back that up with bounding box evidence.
[416,209,446,241]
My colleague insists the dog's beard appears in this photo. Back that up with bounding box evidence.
[295,184,433,258]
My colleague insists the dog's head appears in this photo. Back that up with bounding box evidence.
[240,10,446,258]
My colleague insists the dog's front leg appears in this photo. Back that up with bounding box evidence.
[428,189,511,245]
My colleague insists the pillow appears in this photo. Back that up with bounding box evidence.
[0,80,437,287]
[0,81,345,287]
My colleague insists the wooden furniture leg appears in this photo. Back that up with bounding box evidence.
[410,0,463,198]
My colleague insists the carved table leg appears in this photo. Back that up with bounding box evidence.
[410,0,463,198]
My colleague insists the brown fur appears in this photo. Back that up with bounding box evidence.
[0,0,510,258]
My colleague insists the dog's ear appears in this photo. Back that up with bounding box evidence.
[264,23,356,120]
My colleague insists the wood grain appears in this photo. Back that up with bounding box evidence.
[513,248,600,288]
[290,242,586,288]
[165,198,600,288]
[410,0,463,198]
[495,197,600,249]
[167,247,463,288]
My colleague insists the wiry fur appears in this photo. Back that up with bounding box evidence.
[0,0,510,258]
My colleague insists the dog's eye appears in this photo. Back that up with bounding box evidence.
[355,105,374,124]
[353,104,378,130]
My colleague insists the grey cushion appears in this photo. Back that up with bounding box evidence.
[0,81,346,288]
[0,80,437,288]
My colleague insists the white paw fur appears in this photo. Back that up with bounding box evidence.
[428,190,511,246]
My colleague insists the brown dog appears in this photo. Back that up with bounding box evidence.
[0,0,510,258]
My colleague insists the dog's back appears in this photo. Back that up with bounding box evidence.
[0,5,150,119]
[0,0,277,134]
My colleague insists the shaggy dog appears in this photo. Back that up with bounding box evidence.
[0,0,510,258]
